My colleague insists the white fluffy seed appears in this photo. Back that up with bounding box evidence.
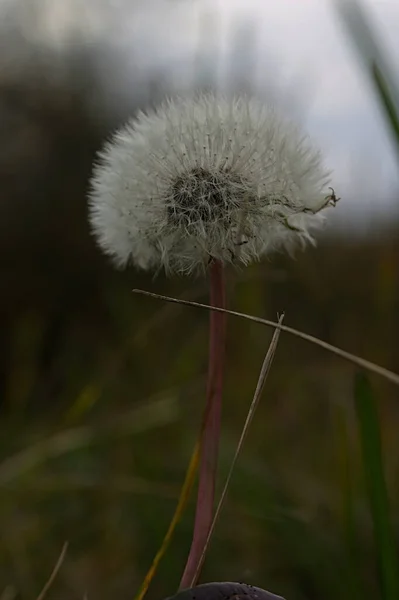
[89,93,334,275]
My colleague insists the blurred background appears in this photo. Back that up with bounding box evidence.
[0,0,398,599]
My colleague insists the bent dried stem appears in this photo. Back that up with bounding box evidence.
[36,542,68,600]
[193,314,284,582]
[131,289,399,386]
[134,441,201,600]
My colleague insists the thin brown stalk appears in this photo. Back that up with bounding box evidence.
[36,542,68,600]
[134,440,200,600]
[132,289,399,386]
[179,260,227,590]
[193,314,284,582]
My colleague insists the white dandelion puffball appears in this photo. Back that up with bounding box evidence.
[89,94,335,275]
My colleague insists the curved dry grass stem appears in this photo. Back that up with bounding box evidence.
[131,289,399,386]
[36,542,68,600]
[193,314,284,582]
[134,440,201,600]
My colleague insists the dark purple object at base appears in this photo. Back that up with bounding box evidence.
[166,582,285,600]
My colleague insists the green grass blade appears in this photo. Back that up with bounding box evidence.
[354,372,399,600]
[371,64,399,153]
[335,0,399,158]
[335,404,364,600]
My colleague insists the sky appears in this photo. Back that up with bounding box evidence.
[103,0,399,229]
[2,0,399,230]
[200,0,399,228]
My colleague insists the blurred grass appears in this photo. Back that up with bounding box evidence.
[373,65,399,155]
[335,4,399,596]
[355,374,399,600]
[1,244,399,600]
[336,0,399,157]
[0,1,399,599]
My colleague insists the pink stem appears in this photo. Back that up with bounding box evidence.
[179,260,227,590]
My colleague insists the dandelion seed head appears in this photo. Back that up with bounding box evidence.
[89,94,334,274]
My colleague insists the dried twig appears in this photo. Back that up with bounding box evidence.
[132,289,399,386]
[36,542,68,600]
[192,314,284,583]
[134,440,200,600]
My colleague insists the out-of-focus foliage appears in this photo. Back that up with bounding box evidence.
[354,374,399,600]
[335,4,399,598]
[0,1,398,600]
[336,0,399,159]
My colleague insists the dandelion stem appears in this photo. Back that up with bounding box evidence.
[179,259,227,590]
